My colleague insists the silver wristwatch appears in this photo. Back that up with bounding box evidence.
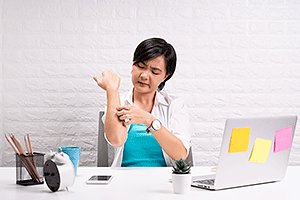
[146,119,162,134]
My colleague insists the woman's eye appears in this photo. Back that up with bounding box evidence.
[137,65,144,69]
[152,71,159,75]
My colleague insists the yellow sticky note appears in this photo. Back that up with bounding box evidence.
[229,127,251,153]
[249,138,272,164]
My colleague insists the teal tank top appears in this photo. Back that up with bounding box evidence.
[121,124,167,167]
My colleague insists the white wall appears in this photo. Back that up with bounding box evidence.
[0,0,3,167]
[1,0,300,166]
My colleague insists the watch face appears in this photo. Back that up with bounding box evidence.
[152,120,161,130]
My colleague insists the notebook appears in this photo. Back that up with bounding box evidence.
[192,115,298,190]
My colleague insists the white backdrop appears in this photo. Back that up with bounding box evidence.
[1,0,300,166]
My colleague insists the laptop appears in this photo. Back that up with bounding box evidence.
[192,115,298,190]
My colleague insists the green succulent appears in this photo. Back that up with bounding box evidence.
[172,158,191,174]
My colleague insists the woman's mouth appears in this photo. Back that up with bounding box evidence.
[138,81,148,87]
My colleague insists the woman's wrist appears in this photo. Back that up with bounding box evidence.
[106,87,119,94]
[106,88,121,111]
[144,114,157,128]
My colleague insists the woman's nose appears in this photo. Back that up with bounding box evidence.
[140,72,149,79]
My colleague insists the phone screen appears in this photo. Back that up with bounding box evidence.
[89,175,112,181]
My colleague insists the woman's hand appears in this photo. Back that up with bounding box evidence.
[116,105,156,127]
[93,70,120,91]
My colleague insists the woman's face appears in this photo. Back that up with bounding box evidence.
[132,56,168,95]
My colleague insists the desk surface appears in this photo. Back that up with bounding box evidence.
[0,166,299,200]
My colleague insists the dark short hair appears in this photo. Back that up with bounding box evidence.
[133,38,177,91]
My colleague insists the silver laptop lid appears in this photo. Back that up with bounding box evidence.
[214,115,297,190]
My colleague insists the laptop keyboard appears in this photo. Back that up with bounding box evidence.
[193,179,215,185]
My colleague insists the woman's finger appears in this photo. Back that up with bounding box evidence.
[93,76,101,84]
[117,105,130,111]
[93,76,106,89]
[116,111,122,116]
[118,115,126,121]
[102,71,107,76]
[116,110,128,116]
[123,120,131,126]
[118,114,131,121]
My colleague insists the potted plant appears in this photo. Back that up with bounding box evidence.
[172,158,192,194]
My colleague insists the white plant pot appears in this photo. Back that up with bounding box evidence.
[172,173,192,194]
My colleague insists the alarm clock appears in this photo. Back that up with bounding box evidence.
[43,151,75,192]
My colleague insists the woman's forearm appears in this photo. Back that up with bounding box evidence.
[153,127,187,160]
[104,89,127,147]
[142,116,187,160]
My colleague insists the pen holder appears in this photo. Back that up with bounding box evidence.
[16,152,44,186]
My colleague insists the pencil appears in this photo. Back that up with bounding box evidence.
[10,135,39,178]
[5,135,20,155]
[24,136,30,155]
[27,134,33,154]
[27,134,37,168]
[5,135,37,181]
[10,135,26,155]
[9,135,41,181]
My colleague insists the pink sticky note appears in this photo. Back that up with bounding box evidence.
[274,126,293,153]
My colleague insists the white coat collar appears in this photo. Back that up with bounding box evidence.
[123,88,170,107]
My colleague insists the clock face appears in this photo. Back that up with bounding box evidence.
[152,120,161,130]
[43,160,60,192]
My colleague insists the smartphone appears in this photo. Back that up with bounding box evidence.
[86,175,113,184]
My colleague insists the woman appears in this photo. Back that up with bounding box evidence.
[93,38,190,167]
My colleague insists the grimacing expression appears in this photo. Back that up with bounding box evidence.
[132,56,168,94]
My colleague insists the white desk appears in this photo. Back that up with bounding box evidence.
[0,166,299,200]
